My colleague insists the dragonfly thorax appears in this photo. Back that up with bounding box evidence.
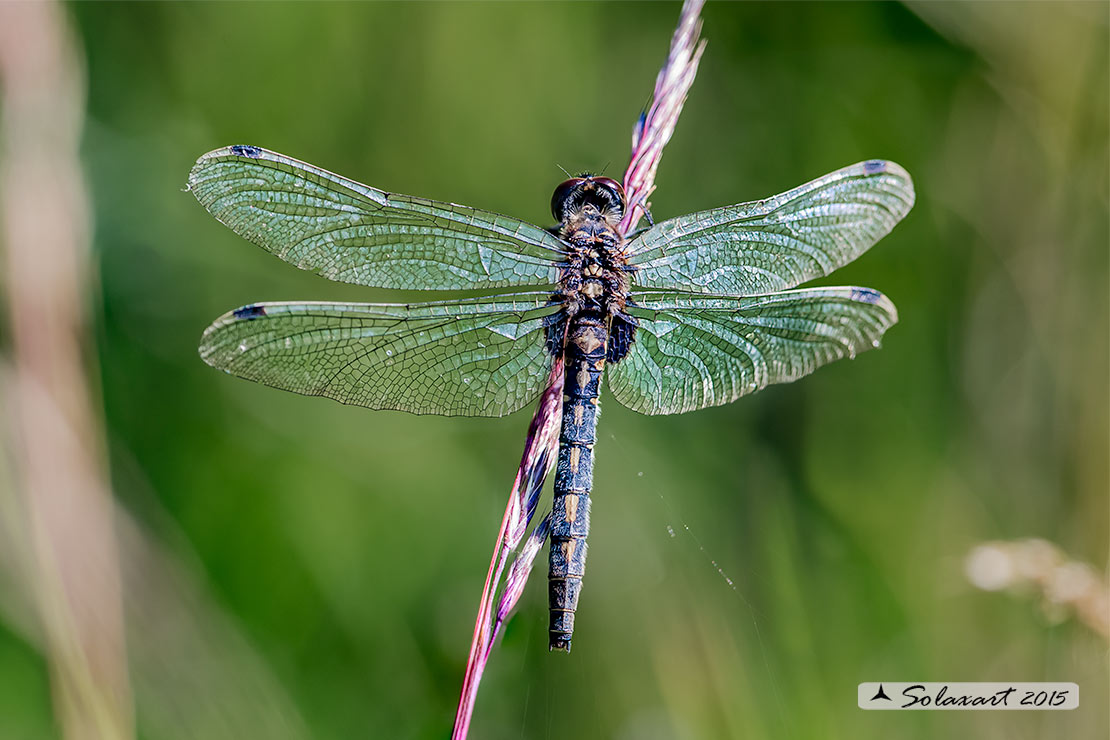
[557,222,629,315]
[552,214,634,365]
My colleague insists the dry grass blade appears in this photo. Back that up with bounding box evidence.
[453,358,563,739]
[620,0,706,235]
[0,3,133,738]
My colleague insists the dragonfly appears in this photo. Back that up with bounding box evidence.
[191,144,913,651]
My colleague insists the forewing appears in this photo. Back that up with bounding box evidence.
[626,160,914,295]
[188,146,564,290]
[608,287,897,415]
[199,294,560,417]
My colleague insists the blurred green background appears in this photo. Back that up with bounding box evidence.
[1,2,1106,739]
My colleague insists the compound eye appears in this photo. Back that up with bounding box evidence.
[551,178,585,222]
[592,177,626,206]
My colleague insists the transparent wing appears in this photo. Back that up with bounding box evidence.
[608,287,897,415]
[188,146,564,291]
[626,160,914,295]
[199,294,561,417]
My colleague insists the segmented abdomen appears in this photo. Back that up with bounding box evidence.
[548,316,606,652]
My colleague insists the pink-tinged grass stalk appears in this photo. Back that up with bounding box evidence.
[453,2,705,735]
[452,357,563,739]
[620,0,706,236]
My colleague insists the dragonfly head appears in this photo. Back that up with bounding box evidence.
[551,175,626,229]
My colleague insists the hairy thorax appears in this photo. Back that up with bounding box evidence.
[558,203,630,320]
[551,203,635,363]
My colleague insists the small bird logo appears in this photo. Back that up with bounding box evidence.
[871,684,892,701]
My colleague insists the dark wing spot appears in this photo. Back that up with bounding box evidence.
[544,312,567,356]
[233,304,268,319]
[229,145,264,158]
[607,313,637,363]
[863,159,887,174]
[850,287,882,304]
